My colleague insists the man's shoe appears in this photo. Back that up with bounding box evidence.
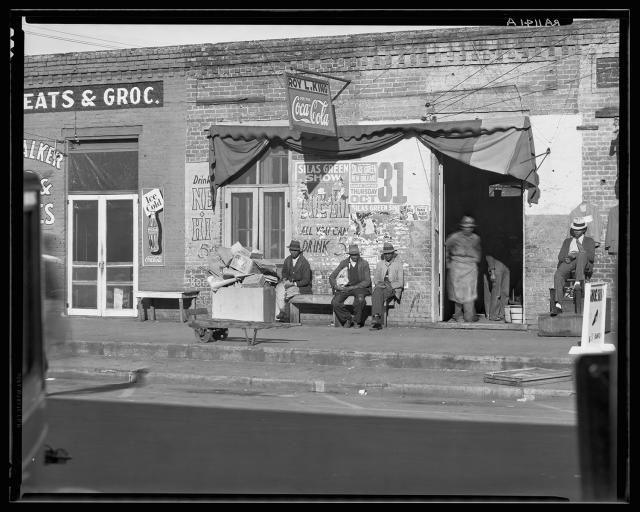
[276,312,286,320]
[343,318,353,328]
[369,323,382,331]
[353,324,362,329]
[551,303,563,316]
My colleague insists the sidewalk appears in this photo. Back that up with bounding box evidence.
[45,316,619,401]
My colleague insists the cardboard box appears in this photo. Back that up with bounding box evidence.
[241,274,266,288]
[213,246,234,267]
[229,253,259,274]
[230,242,251,258]
[211,286,276,321]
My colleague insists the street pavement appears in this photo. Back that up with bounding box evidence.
[44,315,621,401]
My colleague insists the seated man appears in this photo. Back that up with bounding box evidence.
[369,243,404,331]
[329,244,372,328]
[275,240,312,321]
[551,219,595,316]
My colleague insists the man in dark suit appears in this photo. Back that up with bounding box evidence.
[551,219,596,315]
[329,244,372,328]
[275,240,312,321]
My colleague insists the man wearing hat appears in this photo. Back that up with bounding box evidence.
[445,216,482,323]
[551,218,596,316]
[329,244,372,328]
[369,243,404,331]
[275,240,312,321]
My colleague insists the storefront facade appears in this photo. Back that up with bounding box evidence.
[24,19,622,327]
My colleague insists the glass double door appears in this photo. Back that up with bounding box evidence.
[67,195,138,316]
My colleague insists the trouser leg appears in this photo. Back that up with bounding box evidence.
[463,302,477,322]
[275,281,286,318]
[453,302,464,320]
[331,291,353,325]
[483,275,492,318]
[573,251,589,281]
[371,286,394,319]
[499,269,510,317]
[554,261,577,303]
[352,294,368,325]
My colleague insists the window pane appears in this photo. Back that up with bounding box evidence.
[106,200,133,263]
[231,193,253,248]
[264,192,285,259]
[228,162,257,185]
[69,151,138,191]
[106,285,133,310]
[259,146,288,184]
[73,201,99,262]
[72,284,97,309]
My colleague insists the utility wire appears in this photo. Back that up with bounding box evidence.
[431,21,618,113]
[24,31,133,51]
[25,26,137,49]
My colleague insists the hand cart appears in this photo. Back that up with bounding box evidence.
[186,308,301,346]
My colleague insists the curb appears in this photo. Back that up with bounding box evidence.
[46,367,575,401]
[50,340,575,372]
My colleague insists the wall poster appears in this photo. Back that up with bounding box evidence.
[142,187,165,266]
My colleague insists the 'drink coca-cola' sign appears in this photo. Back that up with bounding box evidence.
[142,188,165,266]
[285,72,336,137]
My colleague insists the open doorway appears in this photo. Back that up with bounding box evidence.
[440,154,523,322]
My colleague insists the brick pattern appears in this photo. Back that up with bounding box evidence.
[596,57,619,88]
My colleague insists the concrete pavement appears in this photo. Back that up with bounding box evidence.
[44,316,620,401]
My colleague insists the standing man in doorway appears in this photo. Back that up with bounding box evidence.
[483,224,511,322]
[445,216,482,323]
[329,244,372,328]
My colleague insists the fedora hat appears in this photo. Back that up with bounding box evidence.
[381,243,395,254]
[459,216,477,228]
[287,240,302,251]
[570,219,588,231]
[347,244,360,255]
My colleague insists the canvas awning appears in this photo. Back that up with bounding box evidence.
[206,116,539,209]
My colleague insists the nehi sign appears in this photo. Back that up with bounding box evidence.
[285,72,336,136]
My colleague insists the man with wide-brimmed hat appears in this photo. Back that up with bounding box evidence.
[445,216,482,323]
[275,240,312,321]
[369,243,404,331]
[551,218,596,316]
[329,244,372,328]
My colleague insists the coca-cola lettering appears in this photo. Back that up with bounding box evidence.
[291,96,330,127]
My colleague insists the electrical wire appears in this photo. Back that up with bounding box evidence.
[24,26,138,49]
[24,30,133,51]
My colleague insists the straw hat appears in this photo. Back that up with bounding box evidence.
[570,219,588,231]
[459,216,477,228]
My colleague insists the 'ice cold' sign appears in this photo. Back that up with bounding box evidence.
[24,82,163,113]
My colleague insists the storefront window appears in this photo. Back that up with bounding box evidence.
[68,139,138,193]
[224,145,290,259]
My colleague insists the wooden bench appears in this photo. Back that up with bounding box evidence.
[135,290,200,323]
[288,294,397,327]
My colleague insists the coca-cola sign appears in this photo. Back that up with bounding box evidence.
[285,72,337,137]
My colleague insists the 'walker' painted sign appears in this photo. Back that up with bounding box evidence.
[23,140,64,169]
[285,72,336,136]
[24,81,163,113]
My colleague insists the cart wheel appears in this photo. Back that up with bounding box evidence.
[212,328,229,341]
[193,328,212,343]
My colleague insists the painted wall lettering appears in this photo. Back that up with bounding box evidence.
[23,140,64,169]
[192,218,212,241]
[24,82,163,113]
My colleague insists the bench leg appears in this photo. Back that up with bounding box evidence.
[150,298,156,321]
[179,298,185,323]
[333,311,340,328]
[383,304,387,327]
[289,303,300,324]
[137,297,144,322]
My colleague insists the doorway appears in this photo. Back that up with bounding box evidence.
[440,154,523,322]
[67,195,138,317]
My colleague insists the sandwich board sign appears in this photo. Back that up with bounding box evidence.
[569,282,615,354]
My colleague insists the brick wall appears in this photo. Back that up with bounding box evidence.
[24,18,621,326]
